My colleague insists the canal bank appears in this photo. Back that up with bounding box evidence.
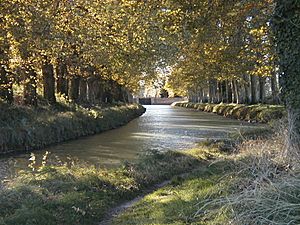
[0,135,285,225]
[0,144,219,225]
[1,105,267,172]
[112,132,290,225]
[173,102,285,123]
[0,105,274,225]
[0,102,145,155]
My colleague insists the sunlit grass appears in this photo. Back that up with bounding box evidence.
[114,126,300,225]
[0,145,219,225]
[113,158,235,225]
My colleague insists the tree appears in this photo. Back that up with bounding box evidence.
[273,0,300,151]
[0,0,175,105]
[165,0,278,105]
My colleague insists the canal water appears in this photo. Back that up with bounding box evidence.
[0,105,264,177]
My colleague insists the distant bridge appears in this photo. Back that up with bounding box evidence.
[136,97,186,105]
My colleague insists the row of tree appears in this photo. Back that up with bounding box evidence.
[162,0,299,150]
[0,0,174,106]
[165,0,280,105]
[0,0,298,148]
[184,76,279,105]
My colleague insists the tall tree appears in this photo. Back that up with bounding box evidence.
[273,0,300,150]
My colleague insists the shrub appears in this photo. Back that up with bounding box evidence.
[173,102,285,123]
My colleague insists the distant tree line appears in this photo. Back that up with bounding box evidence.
[165,0,280,105]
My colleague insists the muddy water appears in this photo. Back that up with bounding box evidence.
[0,105,264,178]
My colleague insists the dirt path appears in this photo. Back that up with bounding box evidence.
[98,170,196,225]
[98,180,171,225]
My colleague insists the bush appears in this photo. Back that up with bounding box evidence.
[173,102,286,123]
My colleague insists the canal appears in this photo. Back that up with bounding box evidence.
[0,105,264,178]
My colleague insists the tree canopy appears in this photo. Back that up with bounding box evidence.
[0,0,296,111]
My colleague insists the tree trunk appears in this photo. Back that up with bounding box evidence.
[232,80,239,104]
[220,81,226,103]
[209,80,214,103]
[212,79,218,103]
[239,82,245,104]
[97,79,105,103]
[0,66,13,103]
[243,75,250,104]
[197,88,202,103]
[271,72,280,104]
[259,76,266,104]
[102,80,113,103]
[87,77,97,104]
[202,87,209,103]
[236,80,241,104]
[225,81,229,103]
[217,81,221,103]
[42,62,56,104]
[115,82,122,102]
[226,80,232,103]
[250,75,258,104]
[121,87,129,103]
[208,80,213,103]
[56,60,68,96]
[69,76,80,102]
[273,0,300,152]
[188,90,192,102]
[23,66,37,106]
[111,80,123,103]
[79,78,87,103]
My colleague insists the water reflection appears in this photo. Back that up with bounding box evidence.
[3,105,264,170]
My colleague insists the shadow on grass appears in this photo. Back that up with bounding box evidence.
[112,158,237,225]
[0,148,214,225]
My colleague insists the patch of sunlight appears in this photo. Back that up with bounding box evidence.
[130,132,179,139]
[145,190,177,204]
[165,124,244,130]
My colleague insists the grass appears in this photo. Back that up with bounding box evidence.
[1,127,295,225]
[173,102,286,123]
[113,126,300,225]
[113,158,235,225]
[0,97,145,154]
[0,146,220,225]
[0,98,294,225]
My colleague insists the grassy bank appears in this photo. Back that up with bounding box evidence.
[113,149,234,225]
[114,131,299,224]
[0,100,145,154]
[173,102,285,123]
[1,131,294,225]
[0,146,221,225]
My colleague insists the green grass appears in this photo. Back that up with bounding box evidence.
[0,98,145,154]
[0,146,221,225]
[174,102,286,123]
[113,133,300,225]
[1,136,293,225]
[113,155,235,225]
